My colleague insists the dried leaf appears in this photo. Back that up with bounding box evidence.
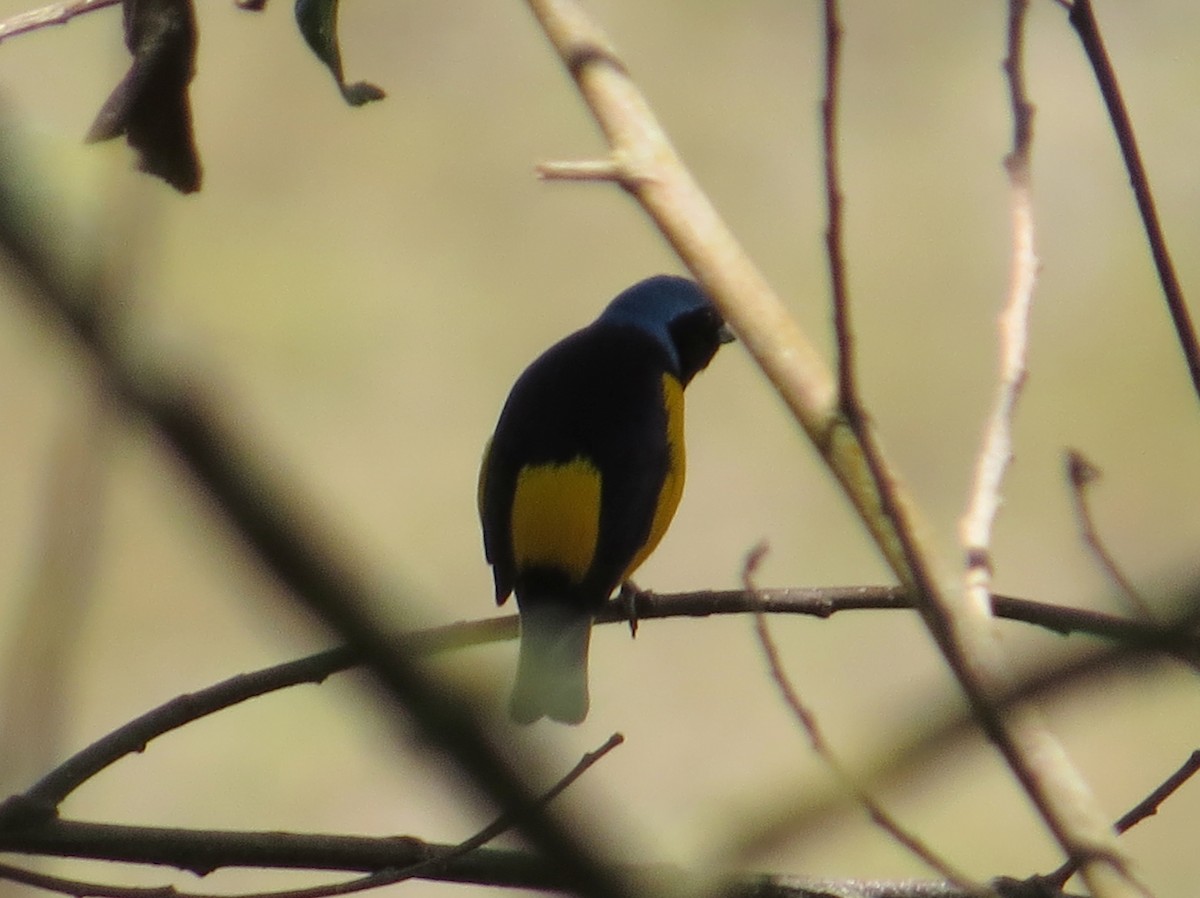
[86,0,202,193]
[294,0,385,107]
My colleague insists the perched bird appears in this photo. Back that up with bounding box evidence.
[478,275,732,724]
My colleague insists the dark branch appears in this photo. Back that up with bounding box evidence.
[1038,749,1200,890]
[1064,450,1153,621]
[2,584,1193,831]
[1066,0,1200,404]
[0,819,1083,898]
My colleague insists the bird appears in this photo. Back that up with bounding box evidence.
[478,275,732,724]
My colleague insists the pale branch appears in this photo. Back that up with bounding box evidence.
[1064,0,1200,405]
[536,159,623,181]
[525,0,840,448]
[937,11,1142,894]
[744,549,987,895]
[1064,450,1153,621]
[519,6,1143,875]
[519,13,1152,881]
[961,0,1037,577]
[0,0,117,43]
[812,0,1135,890]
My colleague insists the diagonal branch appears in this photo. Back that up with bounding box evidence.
[1064,450,1153,620]
[0,0,118,42]
[1064,0,1200,404]
[522,1,1144,895]
[744,548,986,894]
[1037,750,1200,891]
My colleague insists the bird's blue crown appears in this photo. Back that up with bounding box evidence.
[595,275,712,355]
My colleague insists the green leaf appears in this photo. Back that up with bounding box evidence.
[294,0,385,107]
[86,0,202,193]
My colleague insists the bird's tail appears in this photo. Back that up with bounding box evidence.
[510,601,593,725]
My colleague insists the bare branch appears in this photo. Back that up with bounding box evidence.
[940,10,1148,895]
[1064,0,1200,404]
[961,0,1037,577]
[812,1,1136,890]
[0,820,1086,898]
[819,0,853,407]
[744,548,987,895]
[1064,450,1153,620]
[0,0,117,43]
[1,578,1191,831]
[536,159,624,181]
[1039,750,1200,890]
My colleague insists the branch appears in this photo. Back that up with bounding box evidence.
[820,0,853,407]
[0,0,117,43]
[1064,450,1153,620]
[4,582,1193,827]
[923,10,1143,894]
[0,818,1084,898]
[817,1,1136,891]
[726,640,1161,868]
[1035,750,1200,892]
[1065,0,1200,405]
[961,0,1037,580]
[744,549,985,895]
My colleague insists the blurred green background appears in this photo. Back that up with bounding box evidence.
[2,0,1200,894]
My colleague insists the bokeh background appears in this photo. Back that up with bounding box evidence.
[2,0,1200,894]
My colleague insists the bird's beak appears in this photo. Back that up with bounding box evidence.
[717,322,736,345]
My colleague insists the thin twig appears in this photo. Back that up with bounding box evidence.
[1065,0,1200,404]
[814,0,1137,892]
[1,618,517,819]
[820,0,853,408]
[960,0,1037,595]
[617,586,1199,650]
[726,642,1156,868]
[2,646,1137,895]
[1038,750,1200,890]
[0,0,117,42]
[2,582,1192,825]
[944,10,1146,895]
[743,547,989,896]
[0,736,623,898]
[0,850,1086,898]
[536,159,623,181]
[244,734,629,898]
[1064,450,1153,620]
